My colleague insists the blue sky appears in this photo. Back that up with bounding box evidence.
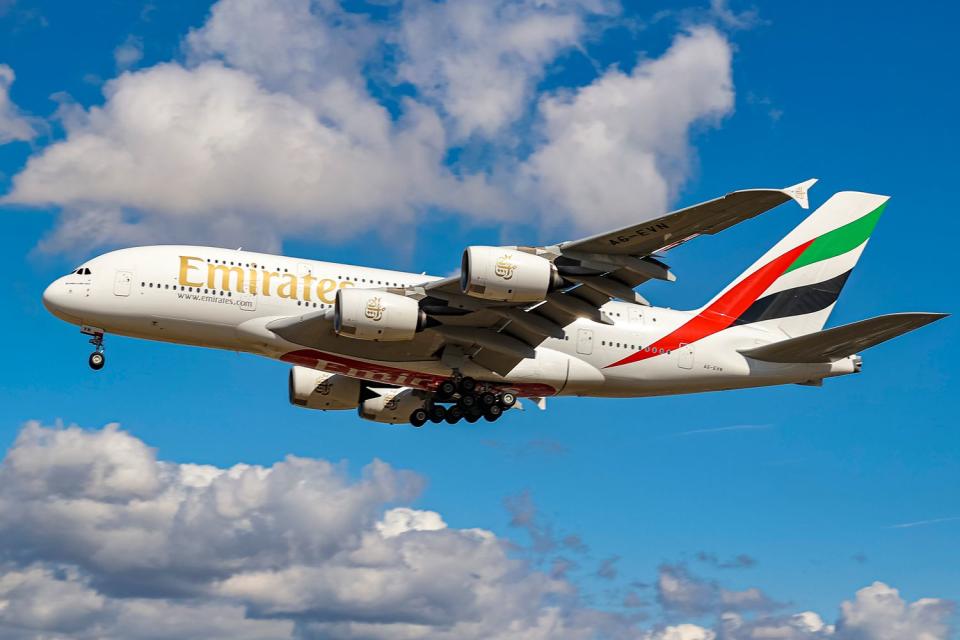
[0,1,957,638]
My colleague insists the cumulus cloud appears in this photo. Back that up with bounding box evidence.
[185,0,378,99]
[517,26,734,234]
[397,0,613,139]
[3,0,738,255]
[0,422,954,640]
[0,422,635,639]
[4,61,503,254]
[834,582,955,640]
[0,64,37,144]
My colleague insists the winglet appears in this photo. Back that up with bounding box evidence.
[782,178,817,209]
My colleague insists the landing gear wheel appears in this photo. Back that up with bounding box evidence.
[444,405,463,424]
[428,404,446,423]
[459,394,477,409]
[88,352,105,371]
[499,392,517,408]
[458,376,477,394]
[86,331,105,371]
[484,404,503,421]
[437,380,457,400]
[465,407,483,423]
[479,392,497,407]
[409,408,428,427]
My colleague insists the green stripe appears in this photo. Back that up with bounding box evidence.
[785,202,886,274]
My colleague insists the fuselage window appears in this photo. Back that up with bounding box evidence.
[149,283,153,288]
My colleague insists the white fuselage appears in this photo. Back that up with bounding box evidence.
[42,245,857,398]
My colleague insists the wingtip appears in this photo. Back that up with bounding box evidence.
[782,178,818,209]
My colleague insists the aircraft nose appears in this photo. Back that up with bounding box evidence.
[42,277,80,320]
[42,279,64,312]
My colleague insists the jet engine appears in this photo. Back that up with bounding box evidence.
[460,246,562,302]
[334,289,428,341]
[288,366,363,410]
[358,387,425,424]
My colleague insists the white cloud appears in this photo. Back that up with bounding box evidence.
[114,35,144,71]
[0,422,954,640]
[3,61,504,254]
[834,582,955,640]
[397,0,613,139]
[518,26,733,234]
[3,1,740,255]
[647,624,716,640]
[376,507,448,538]
[185,0,378,99]
[0,64,37,144]
[0,422,627,639]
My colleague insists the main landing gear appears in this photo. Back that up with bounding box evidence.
[408,376,517,427]
[86,331,106,371]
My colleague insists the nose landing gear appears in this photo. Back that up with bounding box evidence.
[84,328,106,371]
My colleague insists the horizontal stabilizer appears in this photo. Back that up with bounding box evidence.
[740,312,948,363]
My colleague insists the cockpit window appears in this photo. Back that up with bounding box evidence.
[83,268,91,275]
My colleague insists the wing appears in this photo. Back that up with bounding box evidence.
[271,180,816,380]
[407,180,818,375]
[561,179,817,256]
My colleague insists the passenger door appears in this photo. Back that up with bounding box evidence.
[576,329,594,355]
[676,342,694,369]
[113,270,133,296]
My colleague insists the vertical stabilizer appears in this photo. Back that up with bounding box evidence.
[698,191,888,337]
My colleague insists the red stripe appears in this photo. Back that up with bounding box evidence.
[605,240,813,368]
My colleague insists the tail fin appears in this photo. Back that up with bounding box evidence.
[740,312,948,363]
[699,191,888,337]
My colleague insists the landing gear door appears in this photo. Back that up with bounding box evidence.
[113,270,133,297]
[677,342,694,369]
[576,329,593,355]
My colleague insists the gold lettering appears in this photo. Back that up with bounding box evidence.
[207,264,245,292]
[178,256,205,287]
[301,274,316,301]
[247,268,258,294]
[277,273,299,299]
[261,271,280,297]
[317,278,337,304]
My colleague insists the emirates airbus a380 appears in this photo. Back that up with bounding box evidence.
[42,181,946,426]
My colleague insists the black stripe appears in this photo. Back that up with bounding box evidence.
[733,270,852,326]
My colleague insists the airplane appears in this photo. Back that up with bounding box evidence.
[41,181,946,427]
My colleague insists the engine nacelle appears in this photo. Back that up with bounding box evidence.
[460,246,562,302]
[358,388,424,424]
[334,289,427,341]
[288,366,363,410]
